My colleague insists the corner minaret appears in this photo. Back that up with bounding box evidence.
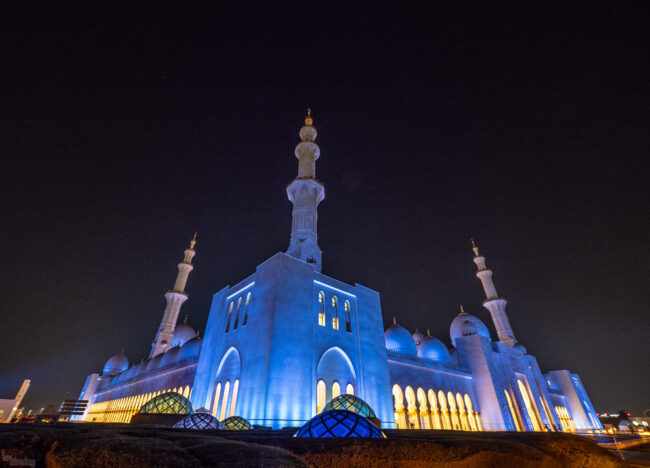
[471,239,518,347]
[286,109,325,272]
[150,233,197,357]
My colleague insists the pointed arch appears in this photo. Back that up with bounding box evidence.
[456,392,470,431]
[316,380,326,414]
[318,291,326,326]
[417,388,430,429]
[428,389,442,429]
[405,386,420,429]
[331,296,339,330]
[438,390,452,429]
[392,384,407,429]
[233,296,243,330]
[344,300,351,333]
[448,391,461,430]
[225,301,234,332]
[242,292,251,326]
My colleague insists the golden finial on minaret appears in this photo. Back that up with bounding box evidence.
[190,232,197,250]
[471,238,479,257]
[393,316,397,326]
[304,108,313,126]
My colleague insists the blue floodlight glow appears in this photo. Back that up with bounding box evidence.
[294,410,386,438]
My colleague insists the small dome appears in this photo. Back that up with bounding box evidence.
[161,346,182,367]
[138,392,194,415]
[295,410,385,438]
[172,324,197,348]
[222,416,251,430]
[450,311,491,347]
[178,336,202,360]
[513,343,527,354]
[103,350,129,376]
[322,394,377,419]
[145,354,163,372]
[412,330,425,345]
[174,413,223,430]
[417,335,451,362]
[384,324,417,355]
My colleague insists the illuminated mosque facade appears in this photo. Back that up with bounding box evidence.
[75,112,603,433]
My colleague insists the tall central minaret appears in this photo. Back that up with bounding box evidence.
[472,239,519,347]
[286,109,325,272]
[150,234,197,358]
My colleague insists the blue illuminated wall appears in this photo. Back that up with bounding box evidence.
[191,252,394,428]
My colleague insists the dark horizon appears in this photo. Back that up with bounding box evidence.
[1,3,648,415]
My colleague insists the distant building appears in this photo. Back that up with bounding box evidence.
[0,380,30,423]
[74,112,602,432]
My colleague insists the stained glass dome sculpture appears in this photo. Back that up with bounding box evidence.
[173,412,223,430]
[221,415,251,430]
[321,394,377,419]
[294,410,386,438]
[138,392,194,415]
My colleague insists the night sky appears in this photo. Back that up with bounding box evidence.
[1,3,648,415]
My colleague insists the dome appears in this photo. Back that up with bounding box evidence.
[178,336,202,360]
[161,346,182,367]
[138,392,194,415]
[513,343,527,354]
[222,416,251,430]
[412,329,425,345]
[171,324,197,348]
[103,350,129,376]
[295,410,385,438]
[322,394,377,419]
[417,335,451,362]
[174,413,223,430]
[450,311,491,347]
[384,324,417,355]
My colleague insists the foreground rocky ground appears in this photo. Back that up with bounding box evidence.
[0,423,631,467]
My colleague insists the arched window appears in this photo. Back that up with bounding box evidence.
[346,383,354,396]
[456,393,470,431]
[392,384,406,429]
[242,292,251,326]
[428,389,441,429]
[405,386,419,429]
[517,380,541,431]
[344,300,351,333]
[332,381,341,399]
[230,379,239,417]
[438,390,451,430]
[448,391,460,430]
[317,380,326,414]
[212,383,222,417]
[318,291,326,326]
[233,297,243,330]
[464,394,478,431]
[417,388,430,429]
[225,301,234,333]
[220,381,230,420]
[331,296,339,330]
[504,389,522,431]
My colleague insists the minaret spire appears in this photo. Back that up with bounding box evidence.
[150,234,197,357]
[286,109,325,272]
[471,240,518,347]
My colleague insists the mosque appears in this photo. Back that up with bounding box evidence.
[75,111,603,433]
